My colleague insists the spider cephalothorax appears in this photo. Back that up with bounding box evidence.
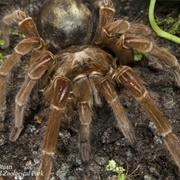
[0,0,180,179]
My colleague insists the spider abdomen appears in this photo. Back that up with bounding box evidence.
[36,0,94,53]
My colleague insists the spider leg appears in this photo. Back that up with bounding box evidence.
[103,22,180,86]
[9,51,55,141]
[103,21,152,65]
[0,10,45,122]
[100,76,136,144]
[92,0,115,45]
[118,33,180,87]
[93,0,151,39]
[0,37,41,121]
[94,2,180,86]
[37,77,71,180]
[72,76,93,163]
[2,10,40,48]
[115,66,180,169]
[0,10,55,137]
[78,101,92,163]
[93,0,151,65]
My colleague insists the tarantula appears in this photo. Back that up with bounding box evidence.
[0,0,180,179]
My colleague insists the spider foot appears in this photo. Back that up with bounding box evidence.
[79,124,91,163]
[100,77,137,145]
[0,75,7,122]
[94,0,114,9]
[1,9,39,49]
[78,101,92,163]
[0,23,10,49]
[9,126,24,142]
[173,63,180,87]
[1,10,28,49]
[120,124,136,145]
[36,153,52,180]
[0,107,6,122]
[80,142,91,164]
[164,132,180,169]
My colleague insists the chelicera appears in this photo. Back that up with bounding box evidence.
[0,0,180,179]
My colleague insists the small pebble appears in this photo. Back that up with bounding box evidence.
[25,160,32,167]
[94,156,108,166]
[0,135,6,146]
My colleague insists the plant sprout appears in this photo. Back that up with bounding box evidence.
[106,160,126,180]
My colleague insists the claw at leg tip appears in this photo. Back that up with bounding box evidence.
[9,126,23,142]
[174,63,180,87]
[164,133,180,169]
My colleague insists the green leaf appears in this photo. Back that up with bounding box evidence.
[168,18,180,35]
[166,16,175,24]
[0,39,5,46]
[134,53,143,61]
[118,173,126,180]
[106,160,126,180]
[106,160,117,171]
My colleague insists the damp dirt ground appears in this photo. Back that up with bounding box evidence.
[0,0,180,180]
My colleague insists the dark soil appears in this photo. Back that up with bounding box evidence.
[0,0,180,180]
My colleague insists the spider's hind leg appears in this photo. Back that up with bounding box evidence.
[115,66,180,169]
[99,16,180,86]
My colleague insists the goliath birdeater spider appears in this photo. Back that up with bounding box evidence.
[0,0,180,179]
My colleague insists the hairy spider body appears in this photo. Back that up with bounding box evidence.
[1,0,180,179]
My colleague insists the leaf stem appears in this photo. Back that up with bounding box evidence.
[149,0,180,44]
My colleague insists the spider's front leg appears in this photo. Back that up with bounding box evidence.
[0,10,41,123]
[1,10,39,48]
[10,50,55,141]
[0,10,55,141]
[115,66,180,169]
[37,77,71,180]
[94,0,180,86]
[120,33,180,87]
[93,0,152,65]
[0,10,42,123]
[102,21,180,87]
